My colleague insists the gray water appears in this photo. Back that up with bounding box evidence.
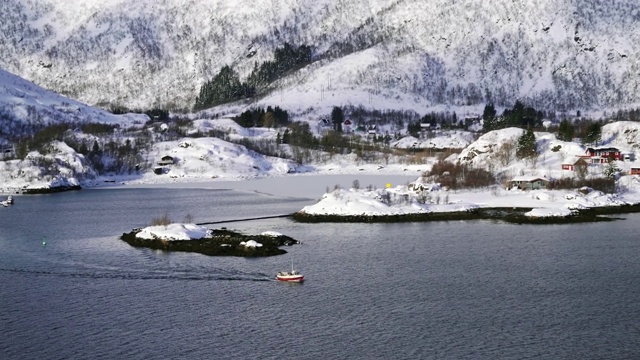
[1,178,640,359]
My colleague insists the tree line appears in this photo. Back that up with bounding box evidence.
[194,43,313,110]
[234,106,290,128]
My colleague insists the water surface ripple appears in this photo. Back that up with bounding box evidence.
[1,183,639,359]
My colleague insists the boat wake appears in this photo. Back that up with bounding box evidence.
[0,267,273,282]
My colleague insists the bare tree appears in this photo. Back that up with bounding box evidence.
[496,140,515,166]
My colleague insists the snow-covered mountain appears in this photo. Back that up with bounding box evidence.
[2,0,638,113]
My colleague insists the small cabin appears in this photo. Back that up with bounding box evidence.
[561,158,588,171]
[631,167,640,175]
[509,176,549,190]
[157,155,175,166]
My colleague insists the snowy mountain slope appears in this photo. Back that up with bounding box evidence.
[1,0,638,112]
[600,121,640,152]
[0,68,148,135]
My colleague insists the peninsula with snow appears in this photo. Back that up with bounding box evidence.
[293,175,640,224]
[293,121,640,223]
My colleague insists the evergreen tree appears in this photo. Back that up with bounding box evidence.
[194,66,246,110]
[272,106,289,125]
[79,142,88,155]
[603,160,621,179]
[282,129,291,144]
[235,110,255,128]
[516,128,537,159]
[557,119,575,142]
[482,103,497,132]
[331,106,344,132]
[407,121,421,137]
[583,122,602,146]
[91,140,101,155]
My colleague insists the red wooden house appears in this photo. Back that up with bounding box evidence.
[585,147,621,161]
[561,157,589,171]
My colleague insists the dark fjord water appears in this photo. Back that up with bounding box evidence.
[1,182,640,359]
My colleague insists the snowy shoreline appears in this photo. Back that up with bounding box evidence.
[5,170,640,223]
[293,203,640,224]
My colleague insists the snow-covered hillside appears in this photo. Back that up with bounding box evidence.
[452,122,640,181]
[2,62,640,194]
[0,140,91,192]
[1,0,638,113]
[0,68,147,131]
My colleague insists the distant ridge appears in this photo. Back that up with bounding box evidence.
[1,0,638,112]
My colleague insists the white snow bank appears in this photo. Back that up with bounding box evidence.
[136,223,212,241]
[261,231,283,237]
[240,240,263,247]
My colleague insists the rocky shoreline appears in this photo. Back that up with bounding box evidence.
[22,185,82,194]
[2,185,82,195]
[120,228,300,257]
[292,204,640,224]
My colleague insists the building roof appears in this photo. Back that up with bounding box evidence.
[586,147,619,152]
[511,176,549,182]
[562,157,588,165]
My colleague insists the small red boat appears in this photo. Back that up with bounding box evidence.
[276,262,304,282]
